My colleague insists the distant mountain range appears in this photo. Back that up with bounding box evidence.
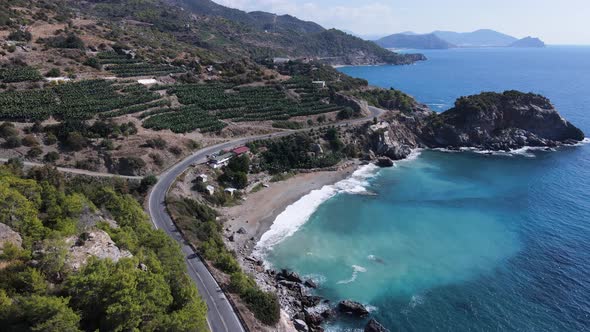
[375,29,545,49]
[162,0,425,65]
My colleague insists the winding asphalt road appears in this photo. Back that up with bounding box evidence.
[146,106,384,331]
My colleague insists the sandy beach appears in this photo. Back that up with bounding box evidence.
[220,161,361,258]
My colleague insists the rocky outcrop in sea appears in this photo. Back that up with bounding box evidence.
[420,91,585,151]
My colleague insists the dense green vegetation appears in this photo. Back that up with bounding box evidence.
[98,52,186,77]
[143,104,227,133]
[351,88,419,113]
[168,197,280,325]
[0,80,161,121]
[142,82,344,133]
[250,132,342,173]
[0,164,208,331]
[0,66,42,83]
[218,155,250,189]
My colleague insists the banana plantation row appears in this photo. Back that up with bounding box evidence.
[0,78,345,134]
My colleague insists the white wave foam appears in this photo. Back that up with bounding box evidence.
[409,294,425,308]
[336,265,367,284]
[302,273,327,286]
[366,304,379,313]
[391,148,423,164]
[254,164,379,256]
[367,254,376,261]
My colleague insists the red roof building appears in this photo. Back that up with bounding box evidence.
[232,146,250,155]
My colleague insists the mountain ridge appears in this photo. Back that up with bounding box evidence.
[376,33,456,49]
[373,29,546,49]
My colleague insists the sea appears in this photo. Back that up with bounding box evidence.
[255,46,590,331]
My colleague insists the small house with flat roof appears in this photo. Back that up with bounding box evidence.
[209,152,233,169]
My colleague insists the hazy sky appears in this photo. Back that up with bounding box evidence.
[214,0,590,44]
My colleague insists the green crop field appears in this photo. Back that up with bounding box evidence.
[0,80,161,121]
[0,66,42,83]
[97,52,186,77]
[142,81,343,133]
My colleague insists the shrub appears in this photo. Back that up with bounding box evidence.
[44,133,57,145]
[26,147,43,158]
[241,288,280,325]
[4,135,22,148]
[145,137,167,149]
[83,57,101,70]
[117,157,146,175]
[44,151,60,163]
[0,122,17,138]
[272,121,302,129]
[65,132,88,151]
[22,135,39,147]
[149,153,164,167]
[169,146,182,156]
[45,68,61,78]
[8,30,32,42]
[140,175,158,190]
[44,33,84,49]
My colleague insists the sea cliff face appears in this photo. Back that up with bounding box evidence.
[420,91,584,150]
[367,90,584,161]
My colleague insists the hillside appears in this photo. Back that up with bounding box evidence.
[0,164,208,331]
[164,0,424,64]
[376,33,456,49]
[433,29,518,47]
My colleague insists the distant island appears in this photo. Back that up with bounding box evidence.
[375,29,546,49]
[509,36,546,48]
[376,33,456,49]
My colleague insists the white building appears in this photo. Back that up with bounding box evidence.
[206,185,215,195]
[312,81,326,88]
[224,188,238,196]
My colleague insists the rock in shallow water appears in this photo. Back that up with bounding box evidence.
[376,157,394,167]
[338,300,369,317]
[364,318,390,332]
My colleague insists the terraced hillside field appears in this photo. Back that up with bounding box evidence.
[142,80,344,133]
[0,80,163,121]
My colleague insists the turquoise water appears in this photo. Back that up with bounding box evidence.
[264,47,590,331]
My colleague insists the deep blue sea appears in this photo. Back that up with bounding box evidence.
[259,47,590,331]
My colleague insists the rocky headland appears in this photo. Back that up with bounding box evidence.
[367,90,585,164]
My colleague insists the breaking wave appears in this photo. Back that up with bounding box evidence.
[336,265,367,285]
[254,164,379,256]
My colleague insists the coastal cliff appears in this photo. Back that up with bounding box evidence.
[420,91,584,151]
[364,90,585,163]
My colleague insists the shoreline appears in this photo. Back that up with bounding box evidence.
[220,160,362,259]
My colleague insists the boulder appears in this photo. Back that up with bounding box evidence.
[364,318,390,332]
[278,269,303,283]
[376,157,394,168]
[338,300,369,317]
[65,230,133,271]
[304,279,318,289]
[305,309,324,327]
[293,319,309,332]
[0,223,22,253]
[301,295,322,307]
[237,227,247,234]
